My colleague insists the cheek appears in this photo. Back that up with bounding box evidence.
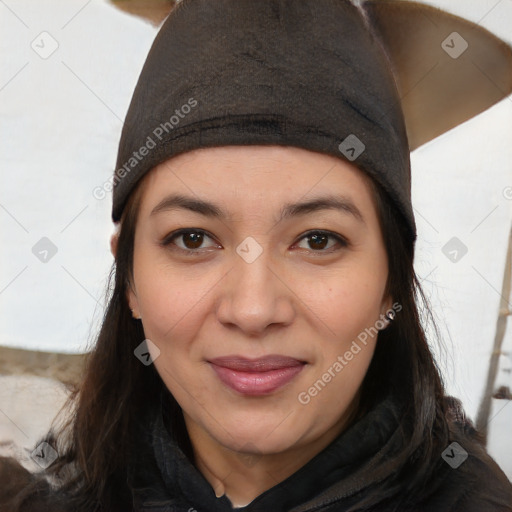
[132,251,214,347]
[295,266,386,344]
[133,261,213,401]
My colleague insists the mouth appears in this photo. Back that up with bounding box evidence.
[208,355,306,396]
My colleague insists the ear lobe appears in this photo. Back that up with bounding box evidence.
[127,287,141,320]
[381,295,393,315]
[380,296,395,329]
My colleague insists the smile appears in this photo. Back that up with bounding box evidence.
[208,355,306,396]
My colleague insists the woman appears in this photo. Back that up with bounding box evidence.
[3,0,512,511]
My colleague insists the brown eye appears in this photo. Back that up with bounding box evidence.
[162,229,219,252]
[307,233,329,250]
[182,232,204,249]
[295,230,347,252]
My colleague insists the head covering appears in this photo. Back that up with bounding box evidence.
[112,0,512,245]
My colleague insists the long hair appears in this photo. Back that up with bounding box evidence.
[352,178,452,509]
[3,172,453,512]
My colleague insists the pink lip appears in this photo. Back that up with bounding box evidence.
[208,355,306,396]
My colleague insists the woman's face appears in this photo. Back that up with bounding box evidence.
[128,145,392,456]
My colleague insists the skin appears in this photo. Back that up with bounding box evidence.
[112,145,392,507]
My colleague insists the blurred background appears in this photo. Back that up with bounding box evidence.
[1,0,511,477]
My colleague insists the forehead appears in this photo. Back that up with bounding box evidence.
[135,145,378,217]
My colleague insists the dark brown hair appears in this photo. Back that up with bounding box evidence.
[3,164,452,512]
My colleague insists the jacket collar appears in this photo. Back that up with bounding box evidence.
[130,392,405,512]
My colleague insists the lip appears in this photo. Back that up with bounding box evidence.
[208,355,306,396]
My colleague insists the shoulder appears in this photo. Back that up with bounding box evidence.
[0,456,34,509]
[420,446,512,511]
[0,456,98,512]
[419,398,512,512]
[0,456,61,512]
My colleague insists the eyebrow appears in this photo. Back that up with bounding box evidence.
[150,193,365,224]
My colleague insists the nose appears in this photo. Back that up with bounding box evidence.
[215,249,296,336]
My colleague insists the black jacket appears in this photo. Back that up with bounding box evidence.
[2,393,511,512]
[126,393,512,512]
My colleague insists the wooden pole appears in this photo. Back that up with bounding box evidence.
[475,224,512,443]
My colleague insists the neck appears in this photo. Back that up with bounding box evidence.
[183,401,359,508]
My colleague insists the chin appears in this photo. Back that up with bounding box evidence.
[223,428,304,456]
[200,406,311,453]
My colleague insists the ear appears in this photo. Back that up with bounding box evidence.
[379,295,395,330]
[110,233,119,259]
[381,295,393,315]
[127,286,141,320]
[110,225,141,319]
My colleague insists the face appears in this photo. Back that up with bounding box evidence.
[127,145,392,456]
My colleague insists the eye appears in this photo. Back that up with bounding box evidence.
[162,229,220,252]
[294,230,348,252]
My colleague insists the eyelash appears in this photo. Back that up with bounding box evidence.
[160,228,348,255]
